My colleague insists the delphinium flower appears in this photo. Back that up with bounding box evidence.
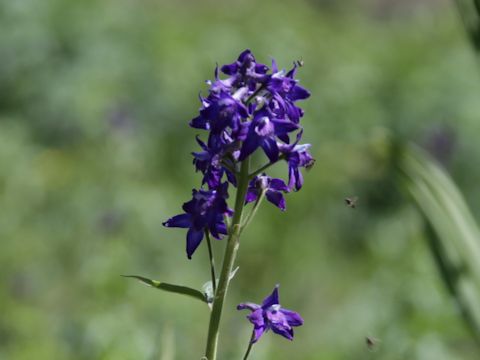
[246,174,289,211]
[158,49,313,360]
[237,285,303,358]
[163,183,232,259]
[279,139,315,191]
[164,50,313,258]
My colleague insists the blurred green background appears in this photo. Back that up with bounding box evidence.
[2,0,480,359]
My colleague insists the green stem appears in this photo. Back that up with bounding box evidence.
[242,331,256,360]
[205,230,217,295]
[249,154,285,179]
[204,158,250,360]
[241,189,267,234]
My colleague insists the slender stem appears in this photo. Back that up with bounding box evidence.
[249,154,285,179]
[242,331,256,360]
[204,158,250,360]
[241,189,267,234]
[223,214,231,231]
[205,230,217,295]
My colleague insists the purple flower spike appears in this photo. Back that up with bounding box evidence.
[187,50,311,190]
[237,285,304,343]
[246,174,290,211]
[167,50,312,256]
[163,183,233,259]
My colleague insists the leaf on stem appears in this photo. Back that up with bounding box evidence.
[122,275,207,304]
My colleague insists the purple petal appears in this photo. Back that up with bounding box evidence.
[269,178,289,192]
[285,103,302,123]
[163,214,191,228]
[286,64,297,79]
[262,285,280,308]
[214,221,228,236]
[210,218,227,239]
[295,169,304,191]
[226,169,237,186]
[255,63,269,74]
[248,308,266,329]
[289,85,310,101]
[280,309,304,327]
[261,138,279,162]
[192,150,210,161]
[237,302,261,311]
[190,115,209,130]
[266,191,286,211]
[238,49,253,62]
[254,117,275,137]
[209,223,221,239]
[277,133,290,144]
[195,135,208,150]
[220,63,238,75]
[271,323,294,340]
[266,307,289,328]
[252,325,267,344]
[272,119,299,135]
[245,189,258,204]
[288,166,299,190]
[239,133,261,161]
[186,228,204,259]
[266,306,296,340]
[182,194,197,213]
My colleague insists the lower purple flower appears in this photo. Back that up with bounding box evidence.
[237,285,304,343]
[162,183,232,259]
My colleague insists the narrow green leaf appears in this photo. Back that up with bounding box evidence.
[400,146,480,343]
[402,149,480,284]
[122,275,207,304]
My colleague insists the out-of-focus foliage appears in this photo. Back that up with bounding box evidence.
[401,146,480,346]
[455,0,480,51]
[1,0,480,359]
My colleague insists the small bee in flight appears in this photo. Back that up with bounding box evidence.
[365,336,380,351]
[345,196,358,209]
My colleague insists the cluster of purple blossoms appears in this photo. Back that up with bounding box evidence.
[163,49,314,259]
[237,285,304,343]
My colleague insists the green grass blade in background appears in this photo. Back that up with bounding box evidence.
[455,0,480,51]
[400,147,480,342]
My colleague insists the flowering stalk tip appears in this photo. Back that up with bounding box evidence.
[159,49,312,360]
[163,49,314,259]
